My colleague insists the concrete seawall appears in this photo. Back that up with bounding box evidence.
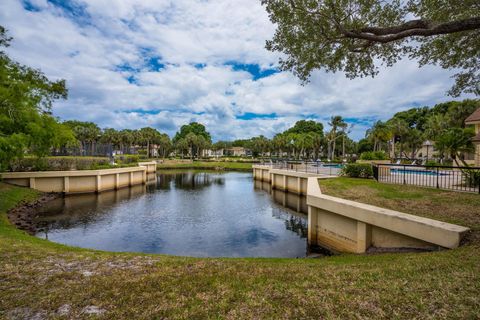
[252,165,470,253]
[1,161,157,194]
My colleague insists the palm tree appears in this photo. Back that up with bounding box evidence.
[175,138,188,158]
[272,133,288,158]
[387,118,409,158]
[138,127,162,158]
[328,115,346,160]
[101,128,121,149]
[435,127,475,167]
[156,133,172,158]
[424,114,447,140]
[366,121,391,152]
[119,129,135,153]
[312,132,324,160]
[185,132,198,159]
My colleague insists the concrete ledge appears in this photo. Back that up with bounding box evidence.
[306,177,469,250]
[356,160,391,165]
[0,162,157,194]
[269,169,320,178]
[253,167,469,252]
[0,166,146,178]
[138,161,157,173]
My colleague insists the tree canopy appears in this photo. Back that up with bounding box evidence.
[262,0,480,96]
[362,99,479,161]
[173,122,212,143]
[284,119,324,135]
[0,26,75,170]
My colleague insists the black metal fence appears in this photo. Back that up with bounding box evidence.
[373,163,480,194]
[260,159,343,176]
[51,143,139,157]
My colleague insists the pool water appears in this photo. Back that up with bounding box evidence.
[33,171,314,258]
[390,168,449,176]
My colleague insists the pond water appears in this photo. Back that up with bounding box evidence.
[34,171,315,258]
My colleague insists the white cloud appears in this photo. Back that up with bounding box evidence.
[0,0,473,141]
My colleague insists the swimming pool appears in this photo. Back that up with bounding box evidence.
[390,168,449,176]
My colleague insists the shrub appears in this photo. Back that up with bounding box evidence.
[463,169,480,188]
[359,151,389,160]
[341,163,373,178]
[115,154,139,164]
[9,156,110,171]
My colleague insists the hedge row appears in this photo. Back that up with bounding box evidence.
[341,163,373,178]
[9,157,112,171]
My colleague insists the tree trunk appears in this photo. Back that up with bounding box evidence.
[332,139,336,160]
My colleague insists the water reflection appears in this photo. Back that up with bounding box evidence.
[34,171,313,258]
[254,180,308,238]
[153,171,225,191]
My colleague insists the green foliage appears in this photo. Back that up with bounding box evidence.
[365,121,392,152]
[247,135,271,157]
[9,156,111,171]
[424,160,442,167]
[463,170,480,188]
[359,151,389,160]
[173,122,212,143]
[435,127,475,166]
[382,99,479,160]
[0,26,75,170]
[172,122,212,159]
[357,138,374,154]
[284,120,323,135]
[115,154,139,164]
[341,163,373,178]
[262,0,480,96]
[63,121,101,146]
[271,120,326,159]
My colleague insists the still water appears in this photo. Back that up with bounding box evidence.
[34,171,311,258]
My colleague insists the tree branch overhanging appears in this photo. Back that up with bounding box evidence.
[345,17,480,43]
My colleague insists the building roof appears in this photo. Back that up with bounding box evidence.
[465,107,480,124]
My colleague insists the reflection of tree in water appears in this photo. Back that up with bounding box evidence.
[157,172,225,190]
[34,186,146,237]
[271,208,307,238]
[284,216,307,238]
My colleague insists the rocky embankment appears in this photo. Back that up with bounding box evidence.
[7,193,59,234]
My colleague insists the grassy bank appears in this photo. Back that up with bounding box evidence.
[157,160,253,171]
[320,177,480,244]
[1,182,479,319]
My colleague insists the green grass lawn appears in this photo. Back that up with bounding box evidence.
[1,181,479,319]
[157,160,253,171]
[320,177,480,244]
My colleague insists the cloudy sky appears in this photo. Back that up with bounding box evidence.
[0,0,472,141]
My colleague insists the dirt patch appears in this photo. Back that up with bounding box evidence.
[7,192,60,235]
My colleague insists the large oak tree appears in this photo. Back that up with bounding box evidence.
[262,0,479,96]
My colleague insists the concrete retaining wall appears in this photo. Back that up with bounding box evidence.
[138,161,157,173]
[306,177,469,252]
[356,160,391,165]
[252,165,470,253]
[253,165,309,195]
[1,161,157,194]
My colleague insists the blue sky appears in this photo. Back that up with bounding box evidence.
[1,0,473,141]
